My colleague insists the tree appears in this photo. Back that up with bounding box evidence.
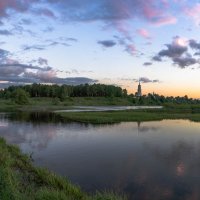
[12,89,30,105]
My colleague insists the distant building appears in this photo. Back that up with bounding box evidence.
[135,81,142,97]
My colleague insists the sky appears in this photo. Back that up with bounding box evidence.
[0,0,200,98]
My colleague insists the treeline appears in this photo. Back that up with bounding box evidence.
[0,83,128,100]
[0,83,199,105]
[131,93,200,105]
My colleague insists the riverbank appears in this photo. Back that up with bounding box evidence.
[1,97,200,124]
[0,137,125,200]
[0,97,136,112]
[59,108,200,124]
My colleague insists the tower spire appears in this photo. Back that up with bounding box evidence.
[135,79,142,97]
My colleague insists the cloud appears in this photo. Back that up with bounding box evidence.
[152,36,200,68]
[124,44,136,56]
[185,3,200,25]
[0,52,96,87]
[152,55,162,62]
[46,0,176,25]
[20,18,32,25]
[143,62,152,66]
[33,8,56,18]
[0,63,97,87]
[158,38,187,58]
[22,37,77,52]
[113,35,137,56]
[0,48,96,87]
[189,39,200,50]
[64,37,78,42]
[23,45,46,51]
[22,41,70,51]
[0,49,10,61]
[38,57,48,66]
[0,30,12,36]
[42,0,178,42]
[173,56,198,68]
[136,29,150,38]
[0,0,35,18]
[98,40,116,48]
[139,77,160,83]
[153,16,177,26]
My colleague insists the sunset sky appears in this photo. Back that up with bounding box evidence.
[0,0,200,98]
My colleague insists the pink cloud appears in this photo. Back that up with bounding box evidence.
[142,1,162,19]
[185,3,200,25]
[153,16,177,26]
[35,8,56,18]
[125,44,136,56]
[136,29,150,39]
[0,0,36,17]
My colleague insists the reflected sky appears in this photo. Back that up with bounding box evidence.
[0,113,200,200]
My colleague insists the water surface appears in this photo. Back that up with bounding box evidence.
[0,112,200,200]
[55,105,163,112]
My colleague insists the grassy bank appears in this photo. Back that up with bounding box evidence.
[59,108,200,124]
[0,138,125,200]
[0,97,135,112]
[1,97,200,124]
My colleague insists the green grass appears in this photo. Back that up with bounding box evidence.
[59,109,200,124]
[0,138,126,200]
[0,97,135,112]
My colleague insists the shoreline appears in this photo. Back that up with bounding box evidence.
[0,137,126,200]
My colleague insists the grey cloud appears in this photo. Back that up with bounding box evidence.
[173,57,198,68]
[0,30,12,36]
[0,64,53,82]
[152,37,200,68]
[98,40,116,48]
[194,52,200,56]
[45,0,174,25]
[66,38,78,42]
[143,62,152,66]
[152,55,162,62]
[38,57,48,65]
[32,8,55,18]
[139,77,160,83]
[43,26,54,32]
[114,35,137,56]
[0,0,175,28]
[124,44,135,56]
[50,77,97,85]
[49,41,70,47]
[0,49,9,61]
[0,0,37,18]
[0,63,51,71]
[23,45,46,51]
[22,38,74,51]
[158,44,187,58]
[20,18,32,25]
[189,39,200,50]
[0,62,97,87]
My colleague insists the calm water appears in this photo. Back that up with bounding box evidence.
[55,105,163,112]
[1,112,200,199]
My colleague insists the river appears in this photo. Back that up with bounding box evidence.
[0,112,200,200]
